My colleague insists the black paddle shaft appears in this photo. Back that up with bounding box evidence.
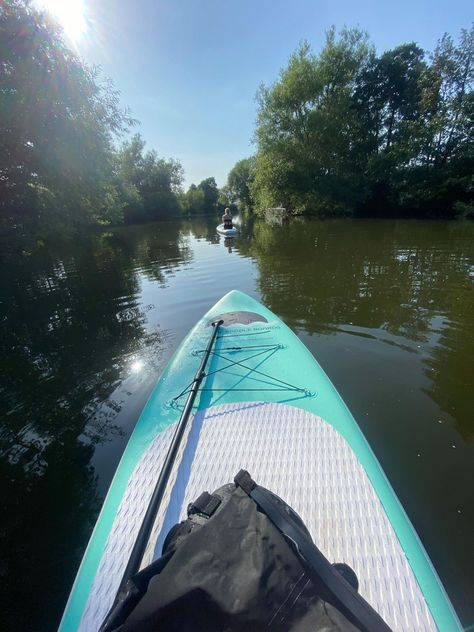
[117,318,223,592]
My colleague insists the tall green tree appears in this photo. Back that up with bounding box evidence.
[182,184,205,214]
[251,26,474,218]
[183,177,219,213]
[391,28,474,216]
[0,0,134,236]
[253,30,373,215]
[355,43,426,161]
[116,133,184,222]
[198,177,219,210]
[227,157,256,209]
[422,28,474,167]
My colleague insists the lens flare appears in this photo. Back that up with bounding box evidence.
[37,0,87,43]
[130,359,143,374]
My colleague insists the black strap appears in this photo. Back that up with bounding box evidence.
[188,491,221,518]
[234,469,255,495]
[235,470,392,632]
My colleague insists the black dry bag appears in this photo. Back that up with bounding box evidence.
[101,470,391,632]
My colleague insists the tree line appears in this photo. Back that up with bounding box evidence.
[0,1,225,240]
[227,27,474,219]
[2,1,473,239]
[115,134,226,221]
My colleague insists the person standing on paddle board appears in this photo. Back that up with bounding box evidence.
[222,207,233,229]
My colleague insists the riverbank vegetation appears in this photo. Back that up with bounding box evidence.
[229,27,474,219]
[0,1,222,241]
[2,1,129,236]
[2,1,473,243]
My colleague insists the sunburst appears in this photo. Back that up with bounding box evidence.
[37,0,87,43]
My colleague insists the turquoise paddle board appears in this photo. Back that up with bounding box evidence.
[216,223,238,236]
[59,290,461,631]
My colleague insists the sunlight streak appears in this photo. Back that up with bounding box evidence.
[130,359,144,374]
[37,0,87,43]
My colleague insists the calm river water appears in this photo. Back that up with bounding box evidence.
[1,216,473,630]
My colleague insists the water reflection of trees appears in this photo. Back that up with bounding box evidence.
[239,220,470,334]
[424,296,474,441]
[0,219,190,630]
[181,215,221,245]
[238,218,474,439]
[104,220,193,284]
[1,216,472,629]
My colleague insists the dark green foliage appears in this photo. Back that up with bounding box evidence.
[246,26,474,218]
[0,0,135,236]
[182,177,219,214]
[198,177,219,210]
[0,1,185,238]
[116,134,184,223]
[227,157,256,209]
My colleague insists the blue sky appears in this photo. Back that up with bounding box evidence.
[70,0,472,188]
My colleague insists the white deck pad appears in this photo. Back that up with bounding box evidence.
[80,402,436,631]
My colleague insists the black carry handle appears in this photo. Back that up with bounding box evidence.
[116,319,223,594]
[235,470,392,632]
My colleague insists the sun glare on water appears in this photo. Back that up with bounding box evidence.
[38,0,87,43]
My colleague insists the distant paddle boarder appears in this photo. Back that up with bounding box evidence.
[222,207,233,230]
